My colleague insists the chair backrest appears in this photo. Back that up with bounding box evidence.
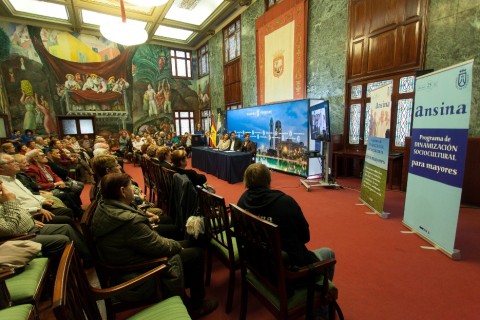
[171,173,198,232]
[53,243,103,320]
[53,243,169,320]
[160,167,176,215]
[197,187,234,258]
[229,204,286,295]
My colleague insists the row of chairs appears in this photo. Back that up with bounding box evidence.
[138,155,343,318]
[196,187,344,319]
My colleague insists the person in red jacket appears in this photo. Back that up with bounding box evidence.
[25,149,83,218]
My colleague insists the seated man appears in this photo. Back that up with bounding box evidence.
[0,153,76,223]
[170,150,207,187]
[0,181,91,266]
[237,163,335,278]
[228,131,242,151]
[25,150,84,219]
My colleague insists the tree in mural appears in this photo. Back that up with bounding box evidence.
[132,44,171,90]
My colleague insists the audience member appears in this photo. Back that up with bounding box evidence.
[25,149,83,218]
[156,146,174,169]
[0,180,91,267]
[21,129,35,145]
[7,129,22,149]
[92,173,217,317]
[1,143,15,154]
[237,163,335,279]
[171,149,207,187]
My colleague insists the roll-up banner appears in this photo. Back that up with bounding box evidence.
[360,83,392,217]
[403,60,473,259]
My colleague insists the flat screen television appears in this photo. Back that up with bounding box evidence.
[309,100,331,142]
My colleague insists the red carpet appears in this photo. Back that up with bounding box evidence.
[117,161,480,319]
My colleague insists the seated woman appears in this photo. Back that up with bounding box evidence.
[171,150,207,187]
[217,133,231,151]
[92,173,217,317]
[92,155,180,240]
[156,146,174,169]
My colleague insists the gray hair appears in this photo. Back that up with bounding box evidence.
[0,153,11,165]
[25,149,43,163]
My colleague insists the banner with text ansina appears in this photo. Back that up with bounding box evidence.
[360,83,392,216]
[403,60,473,258]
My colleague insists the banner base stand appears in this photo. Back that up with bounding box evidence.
[357,199,389,219]
[300,179,341,191]
[402,222,461,260]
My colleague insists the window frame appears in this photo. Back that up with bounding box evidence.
[223,17,241,64]
[170,49,193,79]
[346,72,416,153]
[197,43,209,78]
[173,110,195,135]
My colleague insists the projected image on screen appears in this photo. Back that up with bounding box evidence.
[310,100,330,142]
[227,99,309,176]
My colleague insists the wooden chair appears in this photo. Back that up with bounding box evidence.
[197,187,239,314]
[0,268,35,320]
[139,156,152,201]
[53,243,191,320]
[160,167,177,216]
[229,204,343,320]
[80,201,168,320]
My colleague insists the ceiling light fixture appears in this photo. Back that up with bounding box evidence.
[100,0,148,46]
[124,0,169,7]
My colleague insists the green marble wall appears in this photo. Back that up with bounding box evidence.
[241,0,264,107]
[207,0,348,134]
[208,30,224,114]
[426,0,480,135]
[306,0,348,135]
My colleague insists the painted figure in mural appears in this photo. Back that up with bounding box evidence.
[8,68,15,83]
[112,78,129,93]
[156,82,165,113]
[64,74,78,90]
[74,73,84,90]
[144,84,157,117]
[107,76,116,91]
[162,79,172,113]
[35,94,56,135]
[82,76,96,91]
[92,74,107,93]
[20,80,36,132]
[198,84,210,108]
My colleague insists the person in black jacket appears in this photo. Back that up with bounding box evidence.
[228,131,243,151]
[237,163,335,279]
[170,150,207,187]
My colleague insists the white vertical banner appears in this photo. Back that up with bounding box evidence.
[403,60,473,259]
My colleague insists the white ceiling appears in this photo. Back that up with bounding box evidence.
[0,0,252,49]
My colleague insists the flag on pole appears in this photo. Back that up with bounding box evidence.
[210,114,217,147]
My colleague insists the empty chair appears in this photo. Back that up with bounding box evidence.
[197,187,239,313]
[230,204,343,320]
[0,268,35,320]
[52,243,191,320]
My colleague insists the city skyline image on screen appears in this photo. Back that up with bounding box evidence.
[227,99,309,176]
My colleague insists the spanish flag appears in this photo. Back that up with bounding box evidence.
[210,114,217,147]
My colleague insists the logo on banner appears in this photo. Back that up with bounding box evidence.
[273,51,284,78]
[456,68,469,90]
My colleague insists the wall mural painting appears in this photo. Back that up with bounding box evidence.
[0,23,204,137]
[132,45,200,135]
[0,23,55,136]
